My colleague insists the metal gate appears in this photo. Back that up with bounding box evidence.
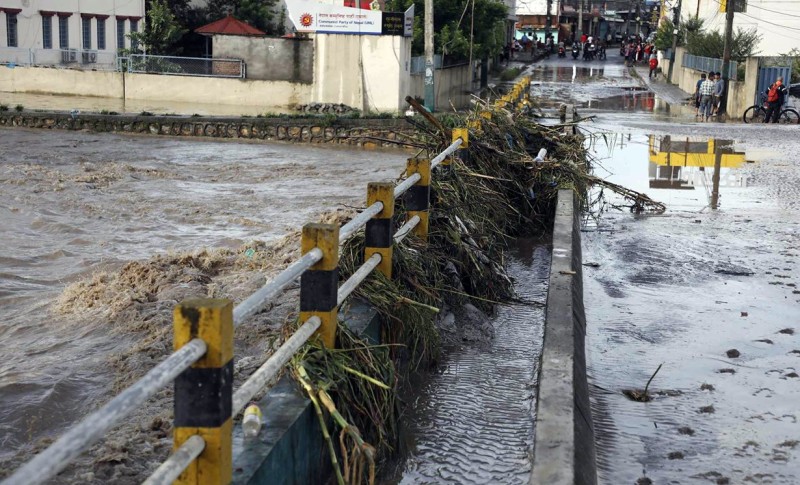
[757,66,792,105]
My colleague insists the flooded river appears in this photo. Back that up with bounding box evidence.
[0,128,408,470]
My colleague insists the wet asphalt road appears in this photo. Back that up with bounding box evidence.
[531,53,800,483]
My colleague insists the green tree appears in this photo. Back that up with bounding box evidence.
[653,16,703,52]
[385,0,508,59]
[686,27,761,63]
[206,0,279,33]
[129,0,186,54]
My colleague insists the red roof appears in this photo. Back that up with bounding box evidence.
[195,15,266,36]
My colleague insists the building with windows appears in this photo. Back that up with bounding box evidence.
[0,0,145,68]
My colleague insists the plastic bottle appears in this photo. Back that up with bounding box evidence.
[242,404,262,438]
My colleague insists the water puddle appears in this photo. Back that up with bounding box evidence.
[383,237,551,484]
[582,130,800,483]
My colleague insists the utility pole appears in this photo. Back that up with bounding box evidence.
[577,0,584,41]
[424,0,435,112]
[711,139,722,209]
[720,0,736,115]
[624,0,633,36]
[667,0,681,83]
[545,0,552,42]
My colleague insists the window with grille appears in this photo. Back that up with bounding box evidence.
[42,15,53,49]
[117,19,125,49]
[6,13,18,47]
[97,18,106,50]
[130,20,139,50]
[59,16,69,49]
[82,17,92,50]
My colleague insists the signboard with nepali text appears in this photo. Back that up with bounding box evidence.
[285,0,413,36]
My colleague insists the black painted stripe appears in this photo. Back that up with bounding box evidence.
[174,359,233,428]
[300,269,338,311]
[365,218,392,248]
[404,185,429,211]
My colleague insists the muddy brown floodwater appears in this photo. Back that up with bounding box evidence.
[582,114,800,484]
[0,128,408,481]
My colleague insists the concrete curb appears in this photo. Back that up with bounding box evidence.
[530,189,597,485]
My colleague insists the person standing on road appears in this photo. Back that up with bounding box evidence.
[699,72,716,121]
[694,73,707,116]
[712,72,725,116]
[764,76,788,123]
[649,54,659,79]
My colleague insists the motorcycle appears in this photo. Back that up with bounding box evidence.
[572,44,580,59]
[558,46,566,58]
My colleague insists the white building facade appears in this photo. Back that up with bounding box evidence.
[0,0,145,68]
[681,0,800,56]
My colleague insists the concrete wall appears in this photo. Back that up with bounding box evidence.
[212,35,314,83]
[2,33,418,113]
[409,63,473,110]
[666,46,759,119]
[0,65,123,97]
[0,0,144,51]
[313,33,412,112]
[125,72,310,107]
[0,66,311,108]
[531,189,596,485]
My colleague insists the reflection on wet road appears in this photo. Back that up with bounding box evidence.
[583,122,800,483]
[388,239,550,484]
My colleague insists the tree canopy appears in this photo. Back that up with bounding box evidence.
[129,0,186,55]
[385,0,508,59]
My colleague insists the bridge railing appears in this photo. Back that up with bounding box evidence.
[3,76,532,485]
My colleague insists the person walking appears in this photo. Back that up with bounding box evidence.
[712,72,725,116]
[698,72,716,121]
[764,76,788,123]
[694,73,707,116]
[648,54,659,79]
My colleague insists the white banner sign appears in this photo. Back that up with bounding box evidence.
[404,5,414,37]
[285,0,382,35]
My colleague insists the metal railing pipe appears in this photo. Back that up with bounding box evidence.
[393,172,422,198]
[339,202,383,243]
[233,248,323,327]
[232,316,322,415]
[337,253,382,305]
[3,339,208,485]
[142,435,206,485]
[394,215,421,243]
[431,138,464,169]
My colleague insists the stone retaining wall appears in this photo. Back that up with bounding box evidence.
[0,112,417,149]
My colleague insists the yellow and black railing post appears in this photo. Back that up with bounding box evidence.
[452,127,470,164]
[300,223,340,348]
[173,298,234,485]
[405,158,431,241]
[365,182,395,278]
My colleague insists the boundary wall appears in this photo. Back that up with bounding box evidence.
[661,47,759,118]
[531,189,597,485]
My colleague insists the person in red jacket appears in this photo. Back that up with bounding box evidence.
[649,55,659,79]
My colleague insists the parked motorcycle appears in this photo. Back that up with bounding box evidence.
[558,46,566,58]
[572,44,580,59]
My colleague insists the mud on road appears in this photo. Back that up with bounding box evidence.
[583,112,800,484]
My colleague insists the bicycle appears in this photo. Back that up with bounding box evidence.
[743,92,800,124]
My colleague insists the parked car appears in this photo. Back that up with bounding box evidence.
[790,83,800,97]
[613,32,624,43]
